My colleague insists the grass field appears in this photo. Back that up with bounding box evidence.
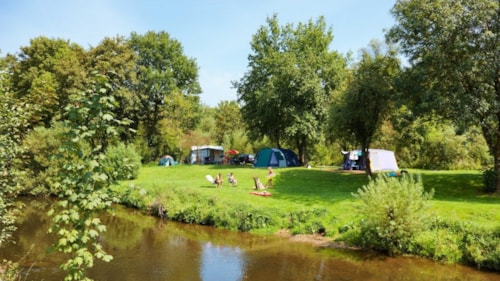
[117,164,500,232]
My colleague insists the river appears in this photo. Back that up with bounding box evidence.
[1,199,498,281]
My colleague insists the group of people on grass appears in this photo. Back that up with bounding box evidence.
[212,167,275,188]
[213,172,238,187]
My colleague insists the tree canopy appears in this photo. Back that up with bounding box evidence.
[331,41,401,176]
[129,31,202,161]
[387,0,500,191]
[233,15,345,163]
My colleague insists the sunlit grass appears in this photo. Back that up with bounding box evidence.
[117,165,500,232]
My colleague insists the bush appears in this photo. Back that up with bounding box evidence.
[20,123,89,195]
[482,168,497,193]
[352,173,433,255]
[410,219,500,270]
[102,143,142,181]
[288,208,327,235]
[411,229,463,263]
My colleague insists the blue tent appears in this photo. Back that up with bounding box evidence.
[253,148,300,168]
[159,155,177,166]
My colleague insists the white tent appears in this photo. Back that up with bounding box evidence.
[342,149,399,172]
[190,145,225,164]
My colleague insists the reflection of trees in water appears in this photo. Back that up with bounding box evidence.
[94,206,204,281]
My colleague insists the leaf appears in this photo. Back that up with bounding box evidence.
[102,113,114,121]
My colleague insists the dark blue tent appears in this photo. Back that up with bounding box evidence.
[253,148,300,168]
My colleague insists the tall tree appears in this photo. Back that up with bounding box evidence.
[10,36,87,128]
[87,36,139,142]
[129,31,202,161]
[0,73,30,252]
[1,54,30,259]
[213,100,244,145]
[233,15,345,164]
[387,0,499,191]
[332,41,401,176]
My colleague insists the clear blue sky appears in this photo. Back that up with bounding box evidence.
[0,0,396,106]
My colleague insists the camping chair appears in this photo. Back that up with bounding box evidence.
[205,175,216,185]
[206,174,223,187]
[253,177,266,190]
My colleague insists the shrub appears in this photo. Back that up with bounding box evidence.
[288,208,327,235]
[352,173,433,255]
[482,168,497,193]
[410,218,500,270]
[102,143,142,181]
[411,229,463,263]
[456,222,500,270]
[21,123,90,195]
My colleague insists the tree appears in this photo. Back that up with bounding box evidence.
[9,36,87,128]
[0,92,30,251]
[233,15,345,164]
[87,36,139,142]
[214,100,244,144]
[387,0,500,191]
[332,41,401,176]
[129,31,202,162]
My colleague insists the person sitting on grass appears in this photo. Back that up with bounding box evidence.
[215,173,223,187]
[266,166,275,188]
[228,172,237,186]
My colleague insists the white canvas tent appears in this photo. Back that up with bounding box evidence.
[190,145,224,164]
[342,149,399,172]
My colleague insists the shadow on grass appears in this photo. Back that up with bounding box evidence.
[419,171,499,204]
[265,168,499,206]
[270,168,371,206]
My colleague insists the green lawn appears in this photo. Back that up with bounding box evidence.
[117,165,500,232]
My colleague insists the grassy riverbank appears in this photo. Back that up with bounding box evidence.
[114,164,500,269]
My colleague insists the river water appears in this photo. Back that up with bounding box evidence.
[1,200,498,281]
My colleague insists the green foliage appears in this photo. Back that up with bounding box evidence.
[0,96,30,249]
[352,173,434,255]
[308,139,344,166]
[332,40,400,175]
[415,122,491,170]
[135,186,285,232]
[0,94,30,279]
[0,259,21,281]
[234,14,346,163]
[482,168,497,193]
[101,143,141,181]
[10,36,86,128]
[410,219,500,270]
[214,100,244,145]
[129,31,202,162]
[388,0,500,191]
[288,208,327,235]
[21,123,81,195]
[411,228,463,263]
[49,73,127,281]
[87,36,140,143]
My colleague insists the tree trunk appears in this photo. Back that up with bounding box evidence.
[363,147,372,177]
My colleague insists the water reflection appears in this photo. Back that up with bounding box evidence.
[1,199,498,281]
[201,243,243,281]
